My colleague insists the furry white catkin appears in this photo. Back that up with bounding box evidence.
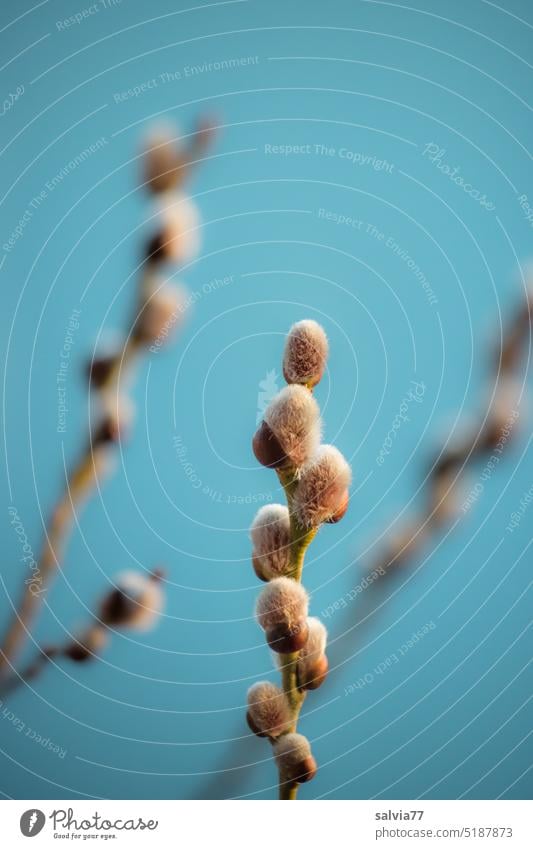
[296,618,329,690]
[103,571,164,632]
[283,320,329,387]
[250,504,291,580]
[297,617,327,667]
[293,444,352,528]
[157,194,201,263]
[137,279,188,345]
[273,733,317,783]
[263,385,321,468]
[255,578,308,631]
[247,681,291,738]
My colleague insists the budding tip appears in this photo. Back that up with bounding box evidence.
[283,319,329,387]
[142,125,184,195]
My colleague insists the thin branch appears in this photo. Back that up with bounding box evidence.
[1,119,215,677]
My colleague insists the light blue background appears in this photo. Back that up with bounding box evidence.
[0,0,531,799]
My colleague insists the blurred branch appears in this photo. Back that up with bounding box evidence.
[370,285,531,581]
[0,570,165,700]
[0,119,216,678]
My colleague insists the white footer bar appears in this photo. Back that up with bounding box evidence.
[1,799,530,848]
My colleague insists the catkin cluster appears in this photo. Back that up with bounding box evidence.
[248,320,351,799]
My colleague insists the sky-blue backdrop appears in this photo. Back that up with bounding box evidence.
[0,0,531,800]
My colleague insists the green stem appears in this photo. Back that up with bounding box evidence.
[279,780,299,800]
[280,650,303,719]
[274,466,317,799]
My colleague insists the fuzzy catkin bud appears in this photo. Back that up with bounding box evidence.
[100,571,164,631]
[87,354,116,388]
[256,578,308,631]
[273,733,317,784]
[297,618,328,690]
[93,396,134,446]
[256,578,309,653]
[135,281,188,346]
[147,196,200,265]
[246,682,292,738]
[299,617,327,659]
[283,320,328,387]
[253,385,321,470]
[143,129,184,194]
[250,505,291,580]
[294,445,351,528]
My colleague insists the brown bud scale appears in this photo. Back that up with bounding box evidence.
[266,620,309,654]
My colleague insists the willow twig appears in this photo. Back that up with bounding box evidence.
[1,118,215,677]
[248,321,349,800]
[0,569,165,700]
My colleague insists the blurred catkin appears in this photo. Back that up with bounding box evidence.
[0,570,165,698]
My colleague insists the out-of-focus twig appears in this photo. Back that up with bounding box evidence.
[0,118,216,677]
[369,285,531,580]
[0,569,165,700]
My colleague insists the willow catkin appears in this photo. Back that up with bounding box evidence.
[253,385,321,470]
[256,578,309,653]
[246,681,292,738]
[250,504,291,580]
[248,319,351,799]
[293,444,352,528]
[273,733,317,784]
[296,617,328,691]
[100,571,164,632]
[283,319,329,387]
